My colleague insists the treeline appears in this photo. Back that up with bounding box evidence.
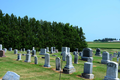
[94,38,117,42]
[0,9,87,51]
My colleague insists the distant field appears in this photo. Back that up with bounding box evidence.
[87,42,120,49]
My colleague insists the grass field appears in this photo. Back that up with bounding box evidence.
[0,48,120,80]
[87,42,120,49]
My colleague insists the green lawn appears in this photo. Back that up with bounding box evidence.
[87,42,120,49]
[0,49,120,80]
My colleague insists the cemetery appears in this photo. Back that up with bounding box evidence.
[0,44,120,80]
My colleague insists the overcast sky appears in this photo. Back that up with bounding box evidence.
[0,0,120,41]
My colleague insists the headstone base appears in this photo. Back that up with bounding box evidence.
[63,67,76,74]
[101,60,110,64]
[82,73,94,79]
[81,57,92,61]
[103,76,119,80]
[44,65,51,67]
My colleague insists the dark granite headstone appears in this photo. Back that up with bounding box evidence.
[0,50,6,57]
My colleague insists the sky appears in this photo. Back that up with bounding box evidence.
[0,0,120,41]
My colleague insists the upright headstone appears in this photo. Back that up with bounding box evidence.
[74,53,78,64]
[62,51,67,61]
[87,57,93,63]
[24,50,31,62]
[75,48,78,53]
[20,49,22,52]
[34,56,38,64]
[113,53,117,57]
[118,52,120,58]
[61,47,67,55]
[117,57,119,62]
[81,48,93,61]
[55,49,58,53]
[9,48,12,51]
[56,57,61,71]
[50,47,53,54]
[0,50,6,57]
[53,47,56,53]
[67,47,70,54]
[14,49,18,54]
[32,50,36,57]
[63,54,76,74]
[2,71,20,80]
[101,51,110,64]
[103,61,119,80]
[0,44,2,50]
[44,53,51,67]
[95,48,101,56]
[39,49,46,55]
[23,48,25,52]
[82,62,94,79]
[109,54,113,61]
[46,47,49,52]
[17,53,21,61]
[3,48,7,53]
[79,51,82,56]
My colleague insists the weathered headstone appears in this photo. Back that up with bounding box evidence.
[39,49,46,55]
[2,71,20,80]
[103,61,119,80]
[17,53,21,61]
[32,47,35,50]
[9,48,12,51]
[50,47,53,54]
[56,57,61,71]
[0,44,2,50]
[62,51,67,61]
[82,62,94,79]
[81,48,93,61]
[67,47,70,54]
[87,57,93,63]
[32,50,36,57]
[75,48,78,53]
[34,56,38,64]
[109,54,113,61]
[95,48,101,56]
[74,53,78,64]
[63,54,76,74]
[101,51,110,64]
[79,51,82,56]
[53,47,56,53]
[24,50,31,62]
[46,47,49,52]
[55,49,58,53]
[3,48,7,53]
[0,50,6,57]
[14,49,18,54]
[44,53,51,67]
[23,48,25,52]
[61,47,67,55]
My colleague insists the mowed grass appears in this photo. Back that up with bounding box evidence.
[88,42,120,49]
[0,49,120,80]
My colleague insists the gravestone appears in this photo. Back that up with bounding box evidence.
[14,49,18,54]
[20,49,22,52]
[0,50,6,57]
[118,52,120,58]
[79,51,82,56]
[9,48,12,51]
[67,47,70,54]
[113,53,117,57]
[50,47,53,54]
[101,51,110,64]
[56,57,61,71]
[23,48,25,52]
[109,54,113,61]
[87,57,93,63]
[17,53,21,61]
[103,61,119,80]
[95,48,101,56]
[34,56,38,64]
[82,62,94,79]
[46,47,49,52]
[32,50,36,57]
[3,48,7,53]
[55,49,58,53]
[24,50,31,62]
[74,53,78,64]
[2,71,20,80]
[44,53,51,67]
[39,49,46,55]
[81,48,93,61]
[63,54,76,74]
[62,51,67,61]
[32,47,35,50]
[61,47,67,55]
[75,48,78,53]
[53,47,56,53]
[0,44,2,50]
[117,57,119,62]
